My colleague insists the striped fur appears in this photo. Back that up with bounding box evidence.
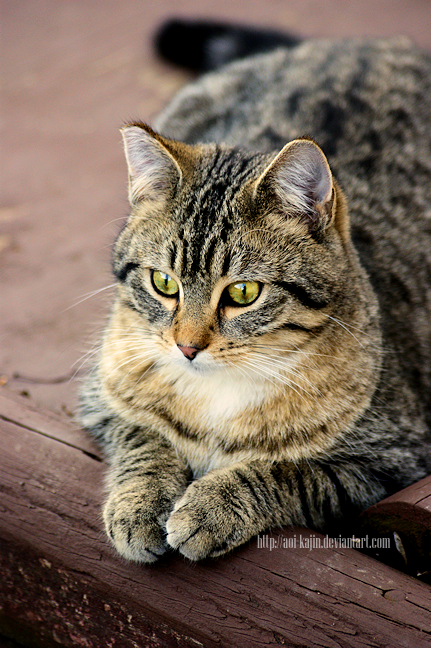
[80,34,431,562]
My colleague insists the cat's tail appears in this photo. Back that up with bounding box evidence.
[155,19,301,72]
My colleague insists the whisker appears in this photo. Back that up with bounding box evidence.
[64,283,117,312]
[252,343,343,362]
[107,350,157,377]
[323,314,366,349]
[74,339,152,373]
[247,352,322,395]
[266,342,332,365]
[224,359,257,390]
[322,314,372,336]
[249,349,317,372]
[246,362,311,403]
[245,357,314,394]
[241,358,315,403]
[70,348,103,381]
[134,361,157,385]
[100,216,128,229]
[240,359,285,395]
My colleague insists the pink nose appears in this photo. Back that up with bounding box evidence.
[177,345,200,360]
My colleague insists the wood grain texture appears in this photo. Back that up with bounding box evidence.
[1,390,431,648]
[356,475,431,579]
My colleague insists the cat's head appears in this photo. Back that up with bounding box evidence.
[108,122,359,382]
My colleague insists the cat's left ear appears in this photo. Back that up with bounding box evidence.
[254,138,335,233]
[121,123,183,205]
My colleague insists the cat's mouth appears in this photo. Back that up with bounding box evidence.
[164,344,226,376]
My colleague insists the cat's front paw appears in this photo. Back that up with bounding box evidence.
[103,488,170,563]
[166,473,261,560]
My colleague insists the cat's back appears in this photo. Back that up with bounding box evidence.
[155,37,431,158]
[155,37,431,210]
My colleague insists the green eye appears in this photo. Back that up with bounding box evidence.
[152,270,179,297]
[226,281,260,306]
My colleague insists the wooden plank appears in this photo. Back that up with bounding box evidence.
[1,391,431,648]
[0,390,102,459]
[356,475,431,580]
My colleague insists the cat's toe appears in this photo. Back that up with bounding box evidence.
[103,495,167,563]
[166,509,208,560]
[166,487,240,560]
[166,506,215,561]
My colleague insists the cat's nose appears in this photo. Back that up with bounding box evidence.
[177,345,200,360]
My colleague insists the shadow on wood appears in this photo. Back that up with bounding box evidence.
[1,389,430,647]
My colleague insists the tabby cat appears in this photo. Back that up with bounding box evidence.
[80,20,431,562]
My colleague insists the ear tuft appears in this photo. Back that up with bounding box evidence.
[256,138,334,231]
[121,123,182,205]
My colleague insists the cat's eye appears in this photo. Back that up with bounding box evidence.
[151,270,179,297]
[225,281,261,306]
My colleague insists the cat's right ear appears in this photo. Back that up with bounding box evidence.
[253,138,335,235]
[121,123,182,205]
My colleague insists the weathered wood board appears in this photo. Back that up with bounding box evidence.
[357,474,431,579]
[1,390,430,647]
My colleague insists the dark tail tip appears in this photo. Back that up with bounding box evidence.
[155,18,301,73]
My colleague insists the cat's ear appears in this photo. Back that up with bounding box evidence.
[121,123,183,205]
[255,138,334,232]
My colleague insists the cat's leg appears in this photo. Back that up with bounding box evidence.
[80,377,191,562]
[166,459,386,560]
[103,426,190,562]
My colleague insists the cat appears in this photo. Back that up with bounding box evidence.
[80,20,431,562]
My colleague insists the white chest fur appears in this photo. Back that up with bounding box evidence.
[158,348,271,426]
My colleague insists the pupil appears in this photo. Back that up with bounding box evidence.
[242,284,246,296]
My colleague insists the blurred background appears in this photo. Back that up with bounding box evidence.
[1,0,431,416]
